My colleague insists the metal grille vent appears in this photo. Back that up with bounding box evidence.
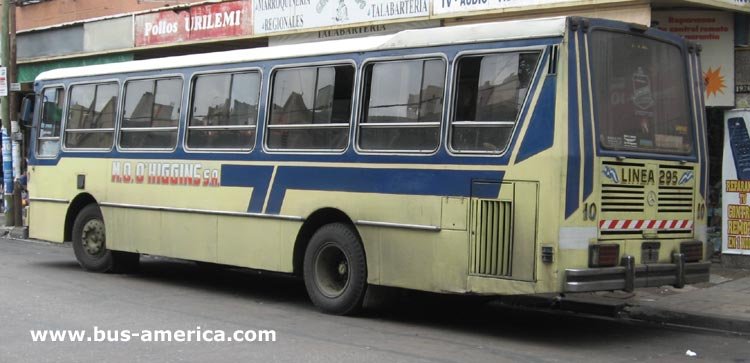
[470,199,513,277]
[601,184,645,213]
[658,186,693,213]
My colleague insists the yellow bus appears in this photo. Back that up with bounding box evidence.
[26,16,710,315]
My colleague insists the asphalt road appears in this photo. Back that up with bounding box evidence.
[1,237,748,363]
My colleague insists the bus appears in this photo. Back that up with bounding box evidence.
[26,16,710,315]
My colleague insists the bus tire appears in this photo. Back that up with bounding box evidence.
[303,223,367,315]
[72,204,139,273]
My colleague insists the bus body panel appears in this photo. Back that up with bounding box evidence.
[26,17,709,298]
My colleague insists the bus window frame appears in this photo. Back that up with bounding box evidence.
[36,83,67,159]
[263,59,357,155]
[354,53,448,156]
[61,79,121,153]
[183,66,263,154]
[117,73,185,153]
[586,27,698,161]
[446,45,548,157]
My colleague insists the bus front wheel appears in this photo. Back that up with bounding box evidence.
[72,204,139,273]
[303,223,367,315]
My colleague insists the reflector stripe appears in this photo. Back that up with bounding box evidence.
[598,219,693,231]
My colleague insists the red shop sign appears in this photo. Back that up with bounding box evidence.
[135,0,253,47]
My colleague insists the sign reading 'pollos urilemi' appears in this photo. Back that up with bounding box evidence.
[135,0,253,46]
[253,0,429,35]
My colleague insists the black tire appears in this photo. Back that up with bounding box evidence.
[303,223,367,315]
[72,204,139,273]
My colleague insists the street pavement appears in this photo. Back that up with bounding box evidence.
[0,237,749,362]
[625,267,750,334]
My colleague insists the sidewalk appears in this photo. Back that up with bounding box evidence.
[622,264,750,334]
[0,214,28,239]
[492,261,750,334]
[559,262,750,334]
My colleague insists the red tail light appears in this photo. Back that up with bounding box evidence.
[589,244,620,267]
[680,241,703,262]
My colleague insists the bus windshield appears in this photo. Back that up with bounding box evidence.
[591,30,693,155]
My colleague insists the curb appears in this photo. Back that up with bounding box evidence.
[624,305,750,335]
[1,226,29,239]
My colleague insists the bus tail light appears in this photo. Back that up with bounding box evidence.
[680,241,703,262]
[589,244,620,267]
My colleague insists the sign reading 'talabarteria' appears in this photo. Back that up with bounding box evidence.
[135,0,253,46]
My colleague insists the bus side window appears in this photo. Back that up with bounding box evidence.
[267,64,354,151]
[451,52,540,153]
[187,71,261,150]
[64,83,118,149]
[120,77,182,150]
[37,87,65,157]
[359,58,445,152]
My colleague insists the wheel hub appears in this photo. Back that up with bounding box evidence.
[314,243,351,298]
[338,261,348,275]
[81,219,105,256]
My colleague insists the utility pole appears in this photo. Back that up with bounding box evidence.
[9,0,19,227]
[1,0,15,226]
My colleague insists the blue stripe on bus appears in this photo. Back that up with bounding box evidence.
[565,30,581,219]
[258,167,504,214]
[516,75,556,164]
[694,55,708,199]
[579,34,594,201]
[220,165,274,213]
[500,49,548,166]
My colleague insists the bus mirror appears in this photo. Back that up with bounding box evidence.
[20,96,34,128]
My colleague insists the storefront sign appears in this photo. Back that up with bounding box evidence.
[0,67,7,97]
[268,20,438,45]
[135,0,253,46]
[433,0,575,15]
[254,0,429,35]
[716,0,750,7]
[722,109,750,255]
[735,51,750,108]
[653,11,735,107]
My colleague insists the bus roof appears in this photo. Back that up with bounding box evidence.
[36,16,567,82]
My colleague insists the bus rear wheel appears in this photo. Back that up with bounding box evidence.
[303,223,367,315]
[72,204,139,273]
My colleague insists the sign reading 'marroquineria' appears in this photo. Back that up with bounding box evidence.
[253,0,429,35]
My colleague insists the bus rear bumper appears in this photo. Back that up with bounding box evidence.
[564,255,710,293]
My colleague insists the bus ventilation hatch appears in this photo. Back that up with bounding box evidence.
[470,199,513,277]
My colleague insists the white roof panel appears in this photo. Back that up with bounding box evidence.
[36,17,567,82]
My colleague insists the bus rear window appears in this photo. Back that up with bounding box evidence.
[591,31,693,155]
